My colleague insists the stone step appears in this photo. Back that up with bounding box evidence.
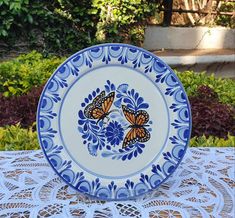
[152,49,235,79]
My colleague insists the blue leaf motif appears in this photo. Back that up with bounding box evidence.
[134,92,139,100]
[111,46,120,51]
[137,97,144,105]
[78,127,84,133]
[123,98,133,105]
[117,84,128,93]
[131,89,135,96]
[138,103,149,109]
[88,143,99,156]
[114,98,122,108]
[116,93,123,98]
[111,84,115,91]
[105,85,110,93]
[101,151,113,158]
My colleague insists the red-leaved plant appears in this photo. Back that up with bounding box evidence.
[0,86,43,128]
[190,85,235,138]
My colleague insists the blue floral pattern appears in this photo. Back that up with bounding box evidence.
[105,121,124,146]
[37,43,192,200]
[78,80,152,160]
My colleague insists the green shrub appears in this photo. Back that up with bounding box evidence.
[190,134,235,147]
[0,51,65,96]
[0,0,95,54]
[0,0,30,37]
[0,124,40,151]
[176,71,235,106]
[91,0,158,45]
[0,0,160,54]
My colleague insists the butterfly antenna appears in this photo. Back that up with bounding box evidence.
[123,125,131,130]
[96,119,101,125]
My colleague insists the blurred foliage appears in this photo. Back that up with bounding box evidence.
[216,2,235,28]
[176,71,235,106]
[0,0,96,54]
[0,124,40,151]
[190,134,235,147]
[0,0,160,54]
[91,0,158,44]
[0,0,233,56]
[0,51,65,96]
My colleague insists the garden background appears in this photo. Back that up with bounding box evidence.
[0,0,234,150]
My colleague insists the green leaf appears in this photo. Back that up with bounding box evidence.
[27,14,33,24]
[0,29,8,36]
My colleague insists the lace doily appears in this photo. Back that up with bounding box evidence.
[0,148,234,218]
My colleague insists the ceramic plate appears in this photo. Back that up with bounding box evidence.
[37,43,192,200]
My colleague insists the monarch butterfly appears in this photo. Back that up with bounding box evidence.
[122,105,150,149]
[84,91,115,123]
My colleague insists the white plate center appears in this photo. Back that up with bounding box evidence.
[59,65,169,179]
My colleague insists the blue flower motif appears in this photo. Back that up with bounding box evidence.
[105,121,124,146]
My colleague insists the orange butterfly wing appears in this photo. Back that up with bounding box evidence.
[135,110,149,125]
[122,105,136,124]
[84,91,115,120]
[122,127,150,148]
[122,105,150,148]
[122,128,138,148]
[84,91,105,119]
[136,127,150,143]
[93,91,105,104]
[102,92,115,114]
[91,108,105,119]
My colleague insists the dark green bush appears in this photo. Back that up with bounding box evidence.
[0,0,96,54]
[0,0,159,54]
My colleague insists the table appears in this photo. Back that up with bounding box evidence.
[0,148,234,218]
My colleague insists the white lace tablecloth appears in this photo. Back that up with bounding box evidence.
[0,148,234,218]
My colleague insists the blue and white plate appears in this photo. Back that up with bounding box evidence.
[37,43,192,200]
